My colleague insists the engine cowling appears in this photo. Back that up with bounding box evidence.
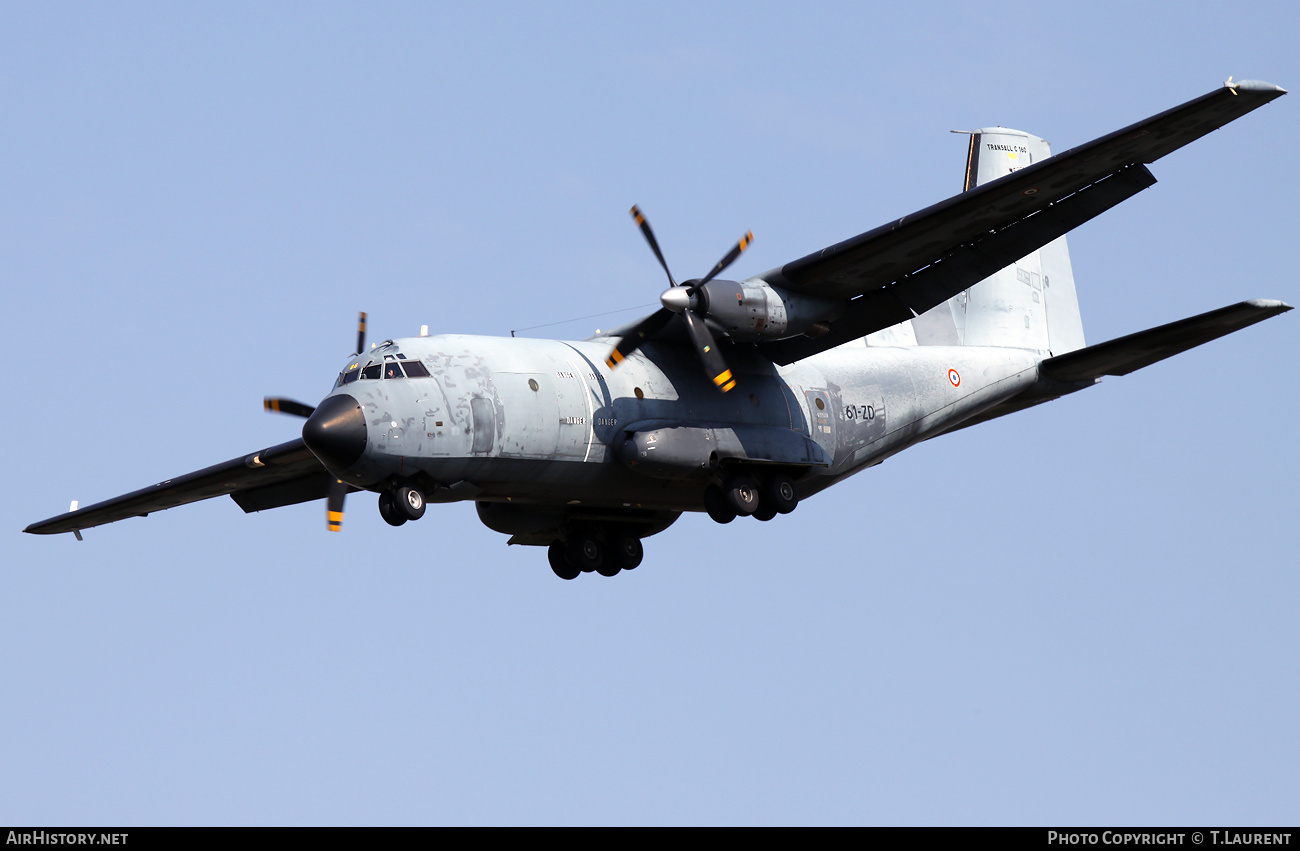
[696,279,845,341]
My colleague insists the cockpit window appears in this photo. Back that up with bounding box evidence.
[334,362,362,388]
[351,358,431,380]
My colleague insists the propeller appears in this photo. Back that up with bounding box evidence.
[263,309,369,532]
[606,205,750,393]
[325,479,347,532]
[263,397,315,418]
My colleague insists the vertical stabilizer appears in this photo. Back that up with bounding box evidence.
[905,128,1087,355]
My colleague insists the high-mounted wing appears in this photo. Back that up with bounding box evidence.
[23,438,340,536]
[756,79,1286,364]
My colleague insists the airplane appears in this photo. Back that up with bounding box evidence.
[25,78,1291,580]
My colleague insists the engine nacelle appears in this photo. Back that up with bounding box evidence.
[698,279,845,341]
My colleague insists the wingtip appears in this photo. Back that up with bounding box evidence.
[23,520,64,535]
[1244,298,1293,312]
[1228,78,1287,95]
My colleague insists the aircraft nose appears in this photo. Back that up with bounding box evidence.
[302,393,367,470]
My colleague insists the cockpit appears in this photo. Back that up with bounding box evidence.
[334,348,432,388]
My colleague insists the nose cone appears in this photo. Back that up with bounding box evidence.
[302,394,367,470]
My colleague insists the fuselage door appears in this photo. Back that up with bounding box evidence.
[804,389,836,459]
[469,396,496,455]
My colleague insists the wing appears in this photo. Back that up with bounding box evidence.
[757,79,1286,364]
[24,438,337,536]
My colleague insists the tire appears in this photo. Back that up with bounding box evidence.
[567,529,604,574]
[395,486,426,521]
[548,541,580,580]
[704,484,736,524]
[753,503,778,521]
[378,492,407,527]
[609,534,643,571]
[723,475,760,516]
[763,474,799,514]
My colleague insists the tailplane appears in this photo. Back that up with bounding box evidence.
[1039,299,1291,382]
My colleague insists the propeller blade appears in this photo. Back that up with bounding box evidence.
[356,311,367,355]
[620,207,749,389]
[606,307,674,369]
[630,205,678,289]
[682,309,736,393]
[264,397,316,418]
[692,230,754,291]
[326,478,347,532]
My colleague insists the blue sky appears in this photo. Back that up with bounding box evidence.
[3,1,1296,825]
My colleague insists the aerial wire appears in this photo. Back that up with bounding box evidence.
[511,303,657,337]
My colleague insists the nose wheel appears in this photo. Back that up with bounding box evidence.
[378,485,426,526]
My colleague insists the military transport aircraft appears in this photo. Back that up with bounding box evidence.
[25,78,1291,580]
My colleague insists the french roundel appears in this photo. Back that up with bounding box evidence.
[947,368,961,387]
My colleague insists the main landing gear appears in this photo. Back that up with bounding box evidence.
[547,526,645,580]
[378,485,426,526]
[703,471,799,525]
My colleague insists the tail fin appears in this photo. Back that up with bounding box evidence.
[909,128,1087,355]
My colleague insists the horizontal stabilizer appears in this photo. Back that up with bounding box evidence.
[1038,299,1291,382]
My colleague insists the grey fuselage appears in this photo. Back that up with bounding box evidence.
[329,334,1045,515]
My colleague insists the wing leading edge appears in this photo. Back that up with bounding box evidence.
[24,438,335,536]
[753,79,1285,363]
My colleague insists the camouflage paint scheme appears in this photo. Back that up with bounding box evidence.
[25,79,1292,574]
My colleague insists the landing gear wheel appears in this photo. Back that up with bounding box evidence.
[567,529,604,574]
[704,484,736,524]
[609,534,643,571]
[753,503,778,521]
[723,475,760,516]
[395,486,426,521]
[378,491,407,526]
[548,541,580,580]
[764,474,799,515]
